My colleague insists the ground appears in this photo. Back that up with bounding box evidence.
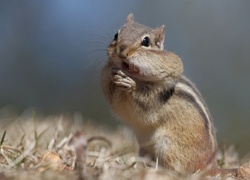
[0,111,249,179]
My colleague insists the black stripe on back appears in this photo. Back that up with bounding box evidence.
[158,86,175,104]
[178,76,213,122]
[175,90,209,131]
[178,76,202,99]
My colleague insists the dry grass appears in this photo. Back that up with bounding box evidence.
[0,110,249,180]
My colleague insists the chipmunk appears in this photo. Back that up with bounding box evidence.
[101,13,217,173]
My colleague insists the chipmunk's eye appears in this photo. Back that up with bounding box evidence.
[113,33,118,41]
[141,36,150,47]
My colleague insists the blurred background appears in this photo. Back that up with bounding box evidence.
[0,0,249,156]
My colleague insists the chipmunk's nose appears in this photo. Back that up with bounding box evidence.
[118,45,129,58]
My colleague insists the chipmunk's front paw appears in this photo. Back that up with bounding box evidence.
[111,67,136,92]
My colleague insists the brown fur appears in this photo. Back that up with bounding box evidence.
[102,13,217,173]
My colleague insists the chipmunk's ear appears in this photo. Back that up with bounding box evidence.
[126,13,134,23]
[154,25,165,50]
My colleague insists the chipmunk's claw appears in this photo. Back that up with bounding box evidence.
[111,67,136,92]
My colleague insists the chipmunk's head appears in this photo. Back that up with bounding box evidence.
[108,13,183,82]
[108,13,165,57]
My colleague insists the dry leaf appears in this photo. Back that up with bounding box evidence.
[37,151,64,172]
[236,165,250,179]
